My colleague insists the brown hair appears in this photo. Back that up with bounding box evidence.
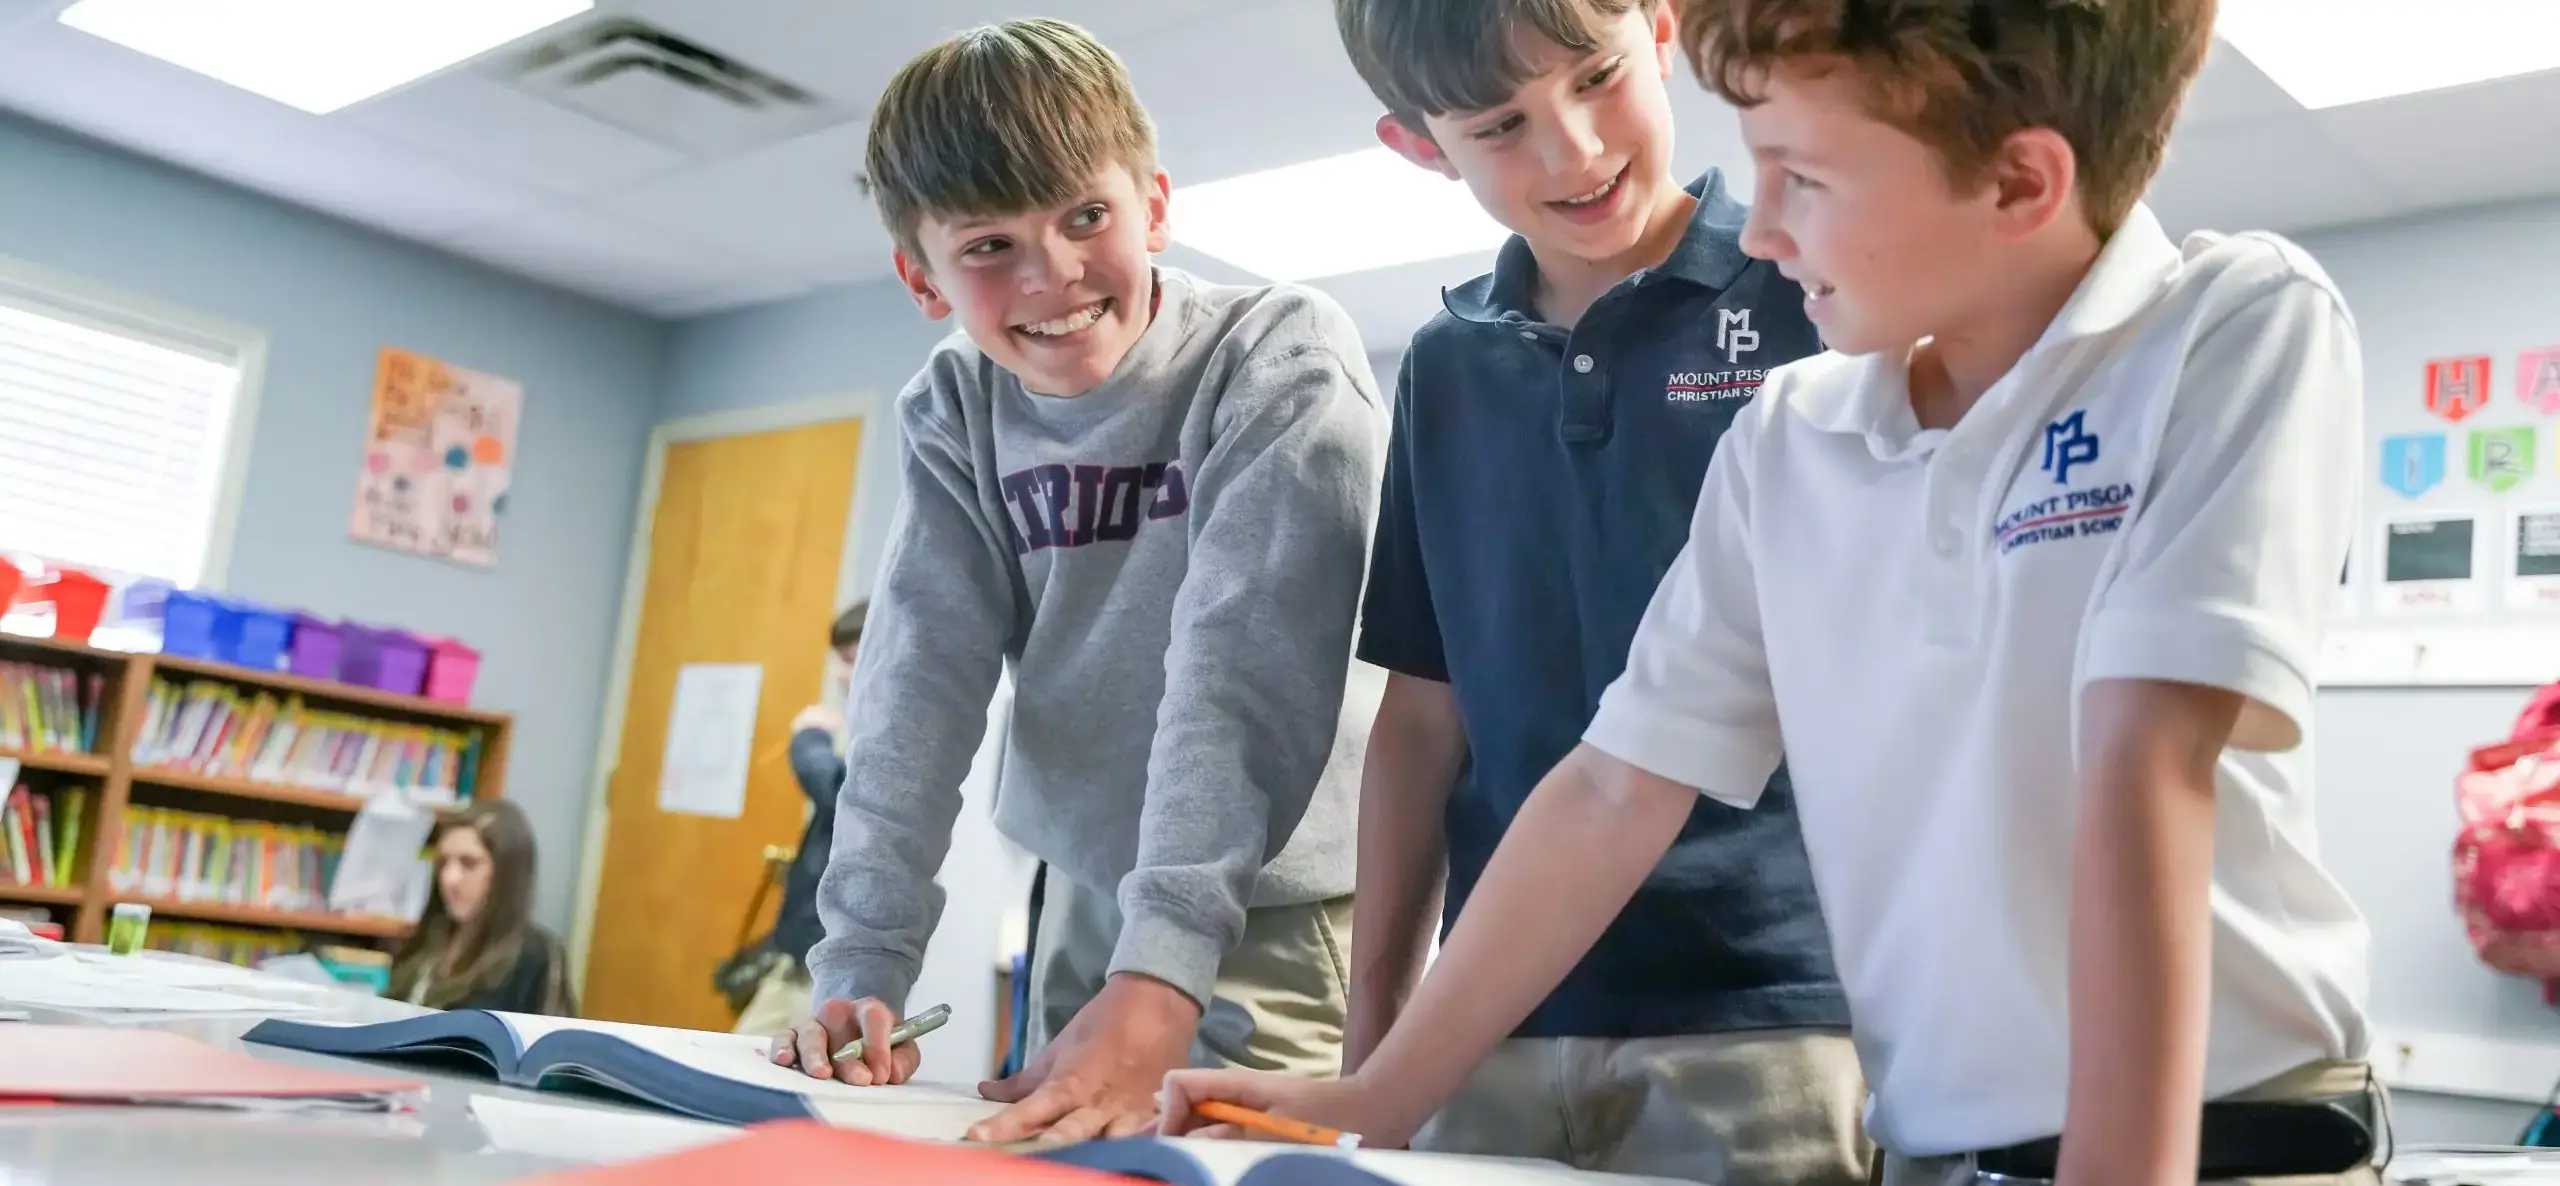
[861,18,1158,263]
[829,600,868,652]
[390,798,568,1013]
[1336,0,1660,133]
[1680,0,2214,236]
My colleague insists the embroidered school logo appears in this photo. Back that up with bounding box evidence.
[1716,308,1760,364]
[999,460,1189,554]
[1664,369,1765,403]
[2380,433,2446,499]
[2469,426,2536,494]
[2427,356,2492,423]
[2040,411,2100,484]
[1994,482,2139,555]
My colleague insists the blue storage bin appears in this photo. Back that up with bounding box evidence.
[224,602,293,671]
[161,590,225,659]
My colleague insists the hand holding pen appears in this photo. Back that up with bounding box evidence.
[772,997,949,1086]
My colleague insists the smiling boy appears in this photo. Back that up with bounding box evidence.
[773,18,1387,1145]
[1328,1,1859,1182]
[1171,0,2380,1181]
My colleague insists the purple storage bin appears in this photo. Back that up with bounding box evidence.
[288,614,343,680]
[223,602,293,671]
[340,624,428,696]
[161,590,224,659]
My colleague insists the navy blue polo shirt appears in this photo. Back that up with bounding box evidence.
[1359,171,1848,1038]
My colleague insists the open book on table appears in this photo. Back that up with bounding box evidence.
[241,1011,1004,1136]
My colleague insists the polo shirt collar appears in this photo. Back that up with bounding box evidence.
[1795,202,2182,442]
[1440,169,1755,325]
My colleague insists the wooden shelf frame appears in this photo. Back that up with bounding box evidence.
[0,631,511,947]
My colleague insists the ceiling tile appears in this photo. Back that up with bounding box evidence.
[342,71,691,199]
[617,0,1246,120]
[590,118,890,279]
[438,203,787,308]
[2316,72,2560,214]
[0,19,292,173]
[1127,1,1387,187]
[191,117,549,240]
[2146,113,2404,239]
[2182,39,2306,130]
[643,274,820,319]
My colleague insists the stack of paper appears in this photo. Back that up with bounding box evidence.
[0,950,323,1015]
[0,915,65,960]
[0,1023,423,1110]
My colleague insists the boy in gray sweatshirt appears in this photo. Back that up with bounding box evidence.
[770,17,1387,1145]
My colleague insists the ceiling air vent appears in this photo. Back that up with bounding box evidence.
[496,17,843,159]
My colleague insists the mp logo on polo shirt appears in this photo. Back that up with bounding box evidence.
[1717,309,1761,363]
[1995,410,2138,555]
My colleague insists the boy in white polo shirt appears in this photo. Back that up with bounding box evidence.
[1165,0,2382,1181]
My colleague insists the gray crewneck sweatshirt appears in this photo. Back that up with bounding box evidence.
[808,268,1387,1012]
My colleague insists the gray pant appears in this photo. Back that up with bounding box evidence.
[1413,1028,1872,1186]
[1024,865,1353,1076]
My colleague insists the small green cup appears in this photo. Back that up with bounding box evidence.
[107,902,151,955]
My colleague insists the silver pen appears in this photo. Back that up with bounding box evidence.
[831,1003,952,1064]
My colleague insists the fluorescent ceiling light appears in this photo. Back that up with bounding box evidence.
[2218,0,2560,110]
[1178,148,1512,282]
[58,0,594,115]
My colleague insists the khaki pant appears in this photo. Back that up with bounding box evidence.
[1026,865,1351,1076]
[1413,1029,1871,1186]
[1877,1060,2388,1186]
[731,958,815,1038]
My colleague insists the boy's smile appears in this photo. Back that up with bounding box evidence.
[896,164,1172,398]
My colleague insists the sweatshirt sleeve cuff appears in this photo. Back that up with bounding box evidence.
[1106,909,1227,1012]
[805,952,920,1014]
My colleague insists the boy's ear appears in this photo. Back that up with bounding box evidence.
[1988,127,2083,242]
[1650,1,1680,77]
[1376,114,1459,180]
[1144,167,1173,254]
[893,251,953,321]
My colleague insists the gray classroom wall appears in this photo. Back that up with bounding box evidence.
[0,113,666,931]
[13,96,2560,1137]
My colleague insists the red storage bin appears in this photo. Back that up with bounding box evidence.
[33,569,109,643]
[0,557,21,613]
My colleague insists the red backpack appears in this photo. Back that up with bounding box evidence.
[2454,682,2560,1002]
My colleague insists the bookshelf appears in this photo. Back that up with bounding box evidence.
[0,630,510,950]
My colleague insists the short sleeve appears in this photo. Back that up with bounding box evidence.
[1357,351,1449,682]
[2082,263,2363,752]
[1584,413,1785,808]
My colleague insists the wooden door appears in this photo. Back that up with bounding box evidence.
[582,419,864,1028]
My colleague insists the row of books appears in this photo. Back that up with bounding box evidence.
[132,677,485,803]
[1,782,86,887]
[105,805,347,915]
[0,661,103,755]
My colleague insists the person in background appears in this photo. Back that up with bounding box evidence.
[389,798,575,1016]
[731,601,867,1037]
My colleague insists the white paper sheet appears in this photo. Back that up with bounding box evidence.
[657,663,762,819]
[469,1095,734,1163]
[329,795,436,919]
[0,954,318,1013]
[0,915,63,961]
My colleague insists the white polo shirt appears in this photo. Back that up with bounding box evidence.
[1585,205,2373,1156]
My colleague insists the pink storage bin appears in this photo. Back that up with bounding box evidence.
[423,637,480,704]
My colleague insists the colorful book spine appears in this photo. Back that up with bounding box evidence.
[0,662,104,754]
[0,781,88,887]
[131,677,481,803]
[102,804,355,915]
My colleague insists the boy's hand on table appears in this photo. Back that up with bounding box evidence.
[968,973,1200,1144]
[771,997,923,1086]
[1159,1066,1420,1151]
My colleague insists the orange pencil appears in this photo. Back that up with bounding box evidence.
[1191,1101,1362,1150]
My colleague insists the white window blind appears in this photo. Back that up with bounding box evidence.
[0,280,250,591]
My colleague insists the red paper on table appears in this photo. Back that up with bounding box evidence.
[0,1025,422,1103]
[511,1121,1128,1186]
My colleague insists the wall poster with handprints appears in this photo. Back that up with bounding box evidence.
[350,346,520,569]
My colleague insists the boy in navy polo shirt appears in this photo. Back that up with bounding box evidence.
[1309,2,1862,1182]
